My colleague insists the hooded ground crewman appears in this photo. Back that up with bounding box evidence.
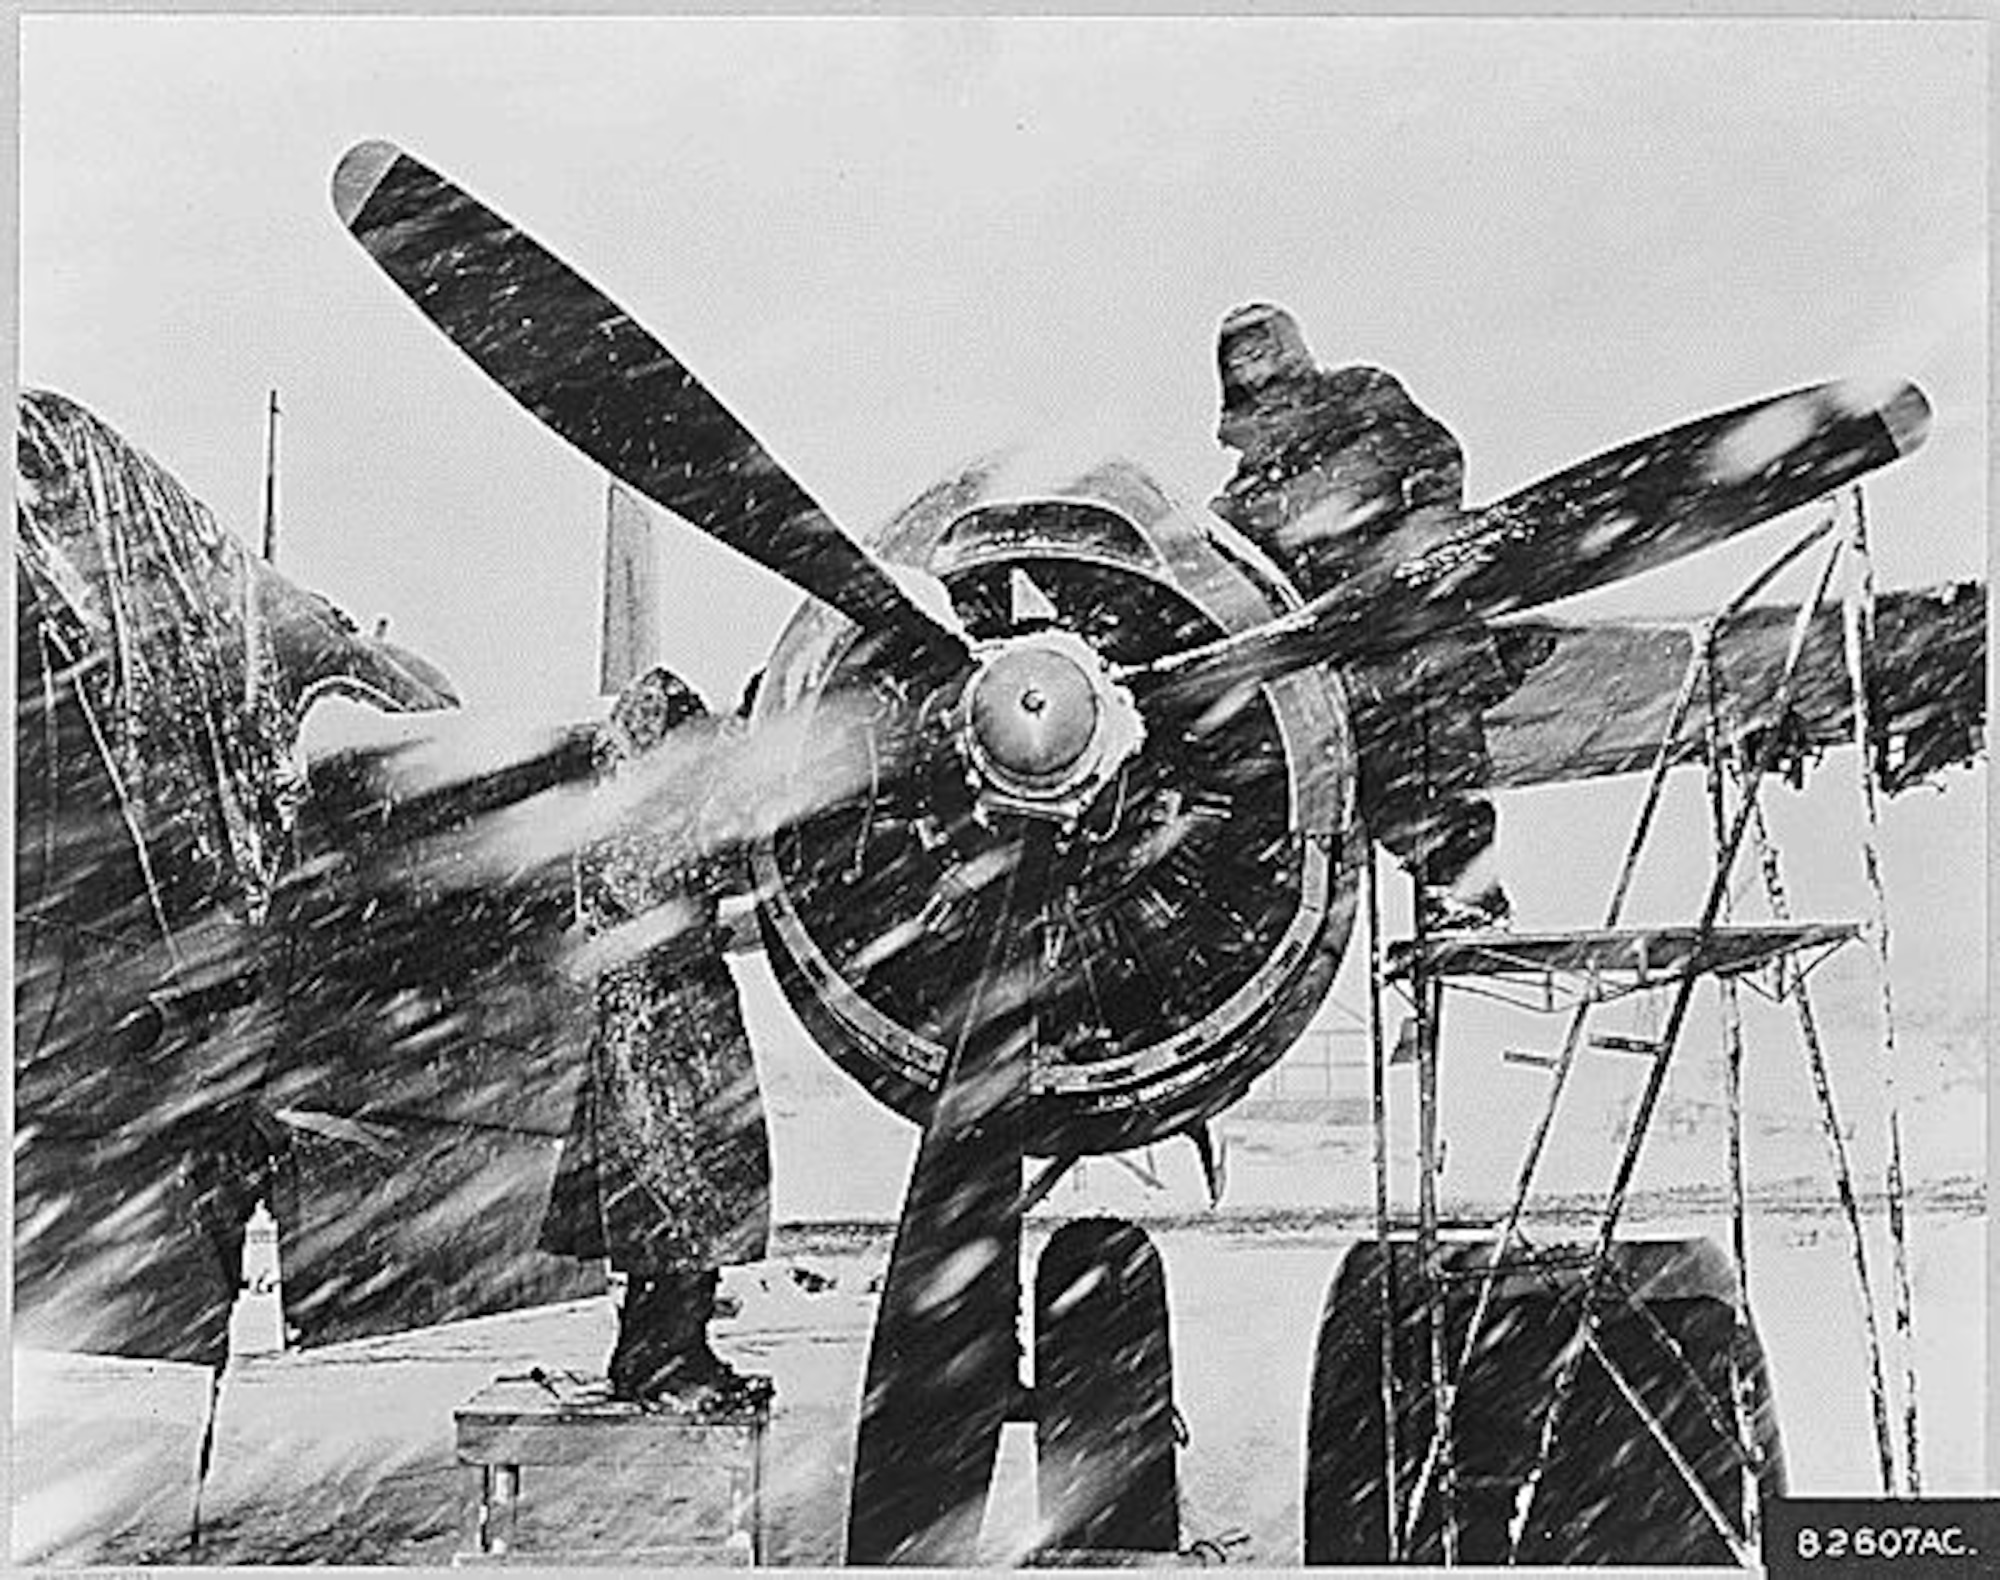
[1209,302,1512,932]
[540,665,773,1404]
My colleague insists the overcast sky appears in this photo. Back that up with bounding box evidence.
[20,16,1985,712]
[18,16,1988,1211]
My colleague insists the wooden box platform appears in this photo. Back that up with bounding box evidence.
[453,1372,768,1565]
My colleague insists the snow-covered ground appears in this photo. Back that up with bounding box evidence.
[15,1181,1981,1566]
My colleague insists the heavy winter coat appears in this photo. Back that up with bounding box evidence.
[1209,318,1504,889]
[540,687,771,1276]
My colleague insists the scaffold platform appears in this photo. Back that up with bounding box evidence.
[1386,922,1858,1009]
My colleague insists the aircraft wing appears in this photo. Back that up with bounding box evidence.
[1485,581,1986,792]
[260,721,613,1347]
[263,689,812,1347]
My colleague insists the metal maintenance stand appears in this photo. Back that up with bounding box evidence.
[1315,494,1924,1565]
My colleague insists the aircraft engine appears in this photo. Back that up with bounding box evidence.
[751,456,1362,1157]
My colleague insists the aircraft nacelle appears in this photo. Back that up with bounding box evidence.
[750,454,1363,1158]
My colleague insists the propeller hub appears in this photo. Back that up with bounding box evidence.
[958,630,1145,822]
[969,645,1098,786]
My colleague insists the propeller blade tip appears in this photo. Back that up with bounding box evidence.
[1881,381,1933,456]
[331,139,404,228]
[1830,376,1933,458]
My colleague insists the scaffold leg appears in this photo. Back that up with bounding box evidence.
[1364,849,1404,1562]
[1703,664,1767,1547]
[1506,535,1847,1563]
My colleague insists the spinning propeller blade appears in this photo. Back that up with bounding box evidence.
[846,822,1055,1564]
[1131,378,1931,712]
[332,140,967,672]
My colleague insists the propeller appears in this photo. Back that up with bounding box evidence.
[847,819,1055,1564]
[1127,378,1932,714]
[331,140,969,675]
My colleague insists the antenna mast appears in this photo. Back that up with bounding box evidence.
[260,389,282,563]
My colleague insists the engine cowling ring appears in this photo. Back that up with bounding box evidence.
[750,457,1361,1157]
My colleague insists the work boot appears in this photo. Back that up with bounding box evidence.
[608,1269,768,1407]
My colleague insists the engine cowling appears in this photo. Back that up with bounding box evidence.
[751,454,1362,1157]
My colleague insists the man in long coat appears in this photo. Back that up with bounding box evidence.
[1210,302,1512,931]
[541,666,772,1402]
